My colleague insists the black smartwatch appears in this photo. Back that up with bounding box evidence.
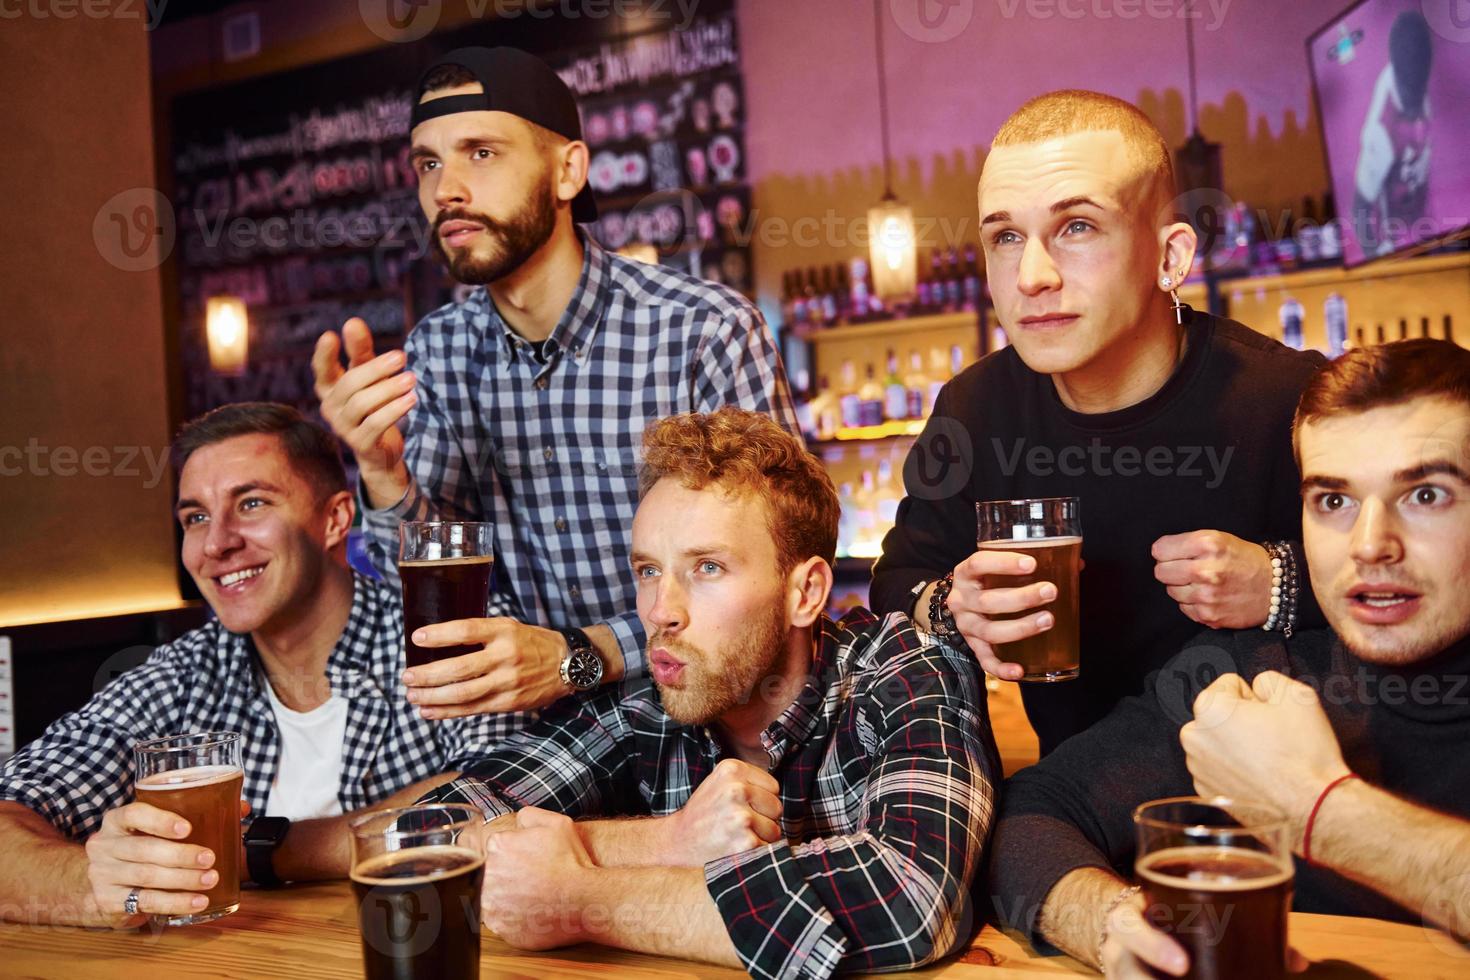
[556,626,604,692]
[244,815,291,888]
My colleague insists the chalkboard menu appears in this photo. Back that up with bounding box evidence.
[168,0,750,419]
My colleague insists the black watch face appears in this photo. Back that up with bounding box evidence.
[566,650,602,690]
[247,816,290,845]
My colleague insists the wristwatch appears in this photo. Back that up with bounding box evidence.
[244,815,291,888]
[556,627,604,692]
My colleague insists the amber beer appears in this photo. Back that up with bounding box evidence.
[978,536,1082,681]
[1134,798,1294,980]
[352,845,484,980]
[132,731,243,926]
[398,522,494,668]
[350,805,487,980]
[400,556,494,667]
[976,497,1082,682]
[1137,846,1293,980]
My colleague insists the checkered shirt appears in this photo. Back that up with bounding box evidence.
[420,608,1000,978]
[0,575,514,840]
[360,234,798,686]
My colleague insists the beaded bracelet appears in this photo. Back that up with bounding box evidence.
[1096,883,1143,974]
[1261,541,1299,638]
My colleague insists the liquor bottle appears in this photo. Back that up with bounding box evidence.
[779,271,797,328]
[1446,315,1456,343]
[1398,318,1409,341]
[848,256,872,326]
[853,470,879,551]
[1279,298,1304,350]
[943,247,963,312]
[914,251,934,316]
[875,458,900,525]
[930,251,947,312]
[1421,316,1432,338]
[961,244,983,312]
[1375,323,1386,345]
[858,363,885,427]
[838,359,862,429]
[819,266,839,327]
[802,268,821,328]
[836,482,858,558]
[904,348,928,420]
[1354,326,1366,349]
[950,343,966,377]
[809,374,838,441]
[1324,293,1348,358]
[926,346,949,414]
[833,262,852,325]
[883,349,908,421]
[793,368,816,442]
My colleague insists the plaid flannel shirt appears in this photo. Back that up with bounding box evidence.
[0,575,513,840]
[421,608,1000,979]
[360,234,798,688]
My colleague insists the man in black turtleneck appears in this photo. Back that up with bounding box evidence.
[871,90,1325,756]
[988,339,1470,976]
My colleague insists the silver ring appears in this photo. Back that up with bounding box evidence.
[124,888,141,916]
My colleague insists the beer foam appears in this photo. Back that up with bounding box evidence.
[136,765,243,789]
[978,536,1082,548]
[351,844,484,886]
[1138,845,1293,891]
[398,555,494,567]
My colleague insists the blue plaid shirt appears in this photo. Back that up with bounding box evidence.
[362,235,798,682]
[0,575,509,840]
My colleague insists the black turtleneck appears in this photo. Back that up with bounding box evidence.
[987,626,1470,945]
[870,311,1327,754]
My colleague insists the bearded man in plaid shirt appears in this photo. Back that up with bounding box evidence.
[421,408,1000,978]
[0,404,508,928]
[312,47,797,728]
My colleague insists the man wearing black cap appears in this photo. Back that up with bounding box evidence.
[312,47,797,725]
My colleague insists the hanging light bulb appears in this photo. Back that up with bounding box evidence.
[206,296,249,375]
[865,0,917,302]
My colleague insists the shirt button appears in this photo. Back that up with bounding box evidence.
[543,447,554,461]
[568,584,581,599]
[535,378,548,390]
[555,517,567,532]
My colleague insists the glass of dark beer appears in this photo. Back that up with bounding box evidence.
[399,521,494,668]
[350,804,487,980]
[1134,796,1294,980]
[133,731,244,926]
[976,496,1082,681]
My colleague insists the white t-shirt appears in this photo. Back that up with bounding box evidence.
[262,680,348,821]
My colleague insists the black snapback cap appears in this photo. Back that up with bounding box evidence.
[412,46,597,224]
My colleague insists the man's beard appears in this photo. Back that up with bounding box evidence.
[431,173,558,285]
[653,601,790,727]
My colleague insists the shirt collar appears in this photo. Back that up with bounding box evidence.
[235,572,384,700]
[758,616,843,768]
[491,232,610,365]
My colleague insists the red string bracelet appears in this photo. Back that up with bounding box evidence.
[1303,772,1360,866]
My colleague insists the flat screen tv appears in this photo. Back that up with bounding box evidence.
[1307,0,1470,267]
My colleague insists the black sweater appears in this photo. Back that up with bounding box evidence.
[870,312,1326,753]
[987,628,1470,943]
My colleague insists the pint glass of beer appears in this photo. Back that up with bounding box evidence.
[132,731,244,926]
[399,521,494,668]
[1134,797,1294,980]
[976,496,1082,681]
[350,805,487,980]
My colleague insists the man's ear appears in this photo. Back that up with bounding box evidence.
[557,140,590,208]
[322,490,355,551]
[1157,219,1198,289]
[787,556,834,629]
